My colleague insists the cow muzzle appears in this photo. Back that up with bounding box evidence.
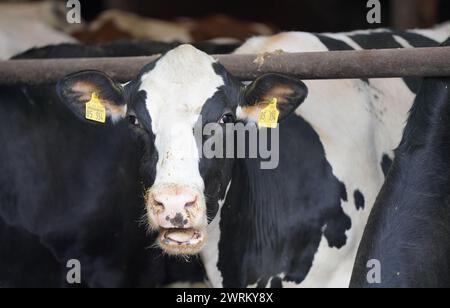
[146,184,207,255]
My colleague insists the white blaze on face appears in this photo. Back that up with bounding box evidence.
[139,45,225,190]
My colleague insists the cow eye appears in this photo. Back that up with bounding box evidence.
[128,115,140,126]
[219,113,235,124]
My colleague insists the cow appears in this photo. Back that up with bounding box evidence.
[54,22,450,288]
[15,40,240,61]
[0,1,76,60]
[350,39,450,288]
[0,43,221,288]
[202,25,450,288]
[71,9,274,44]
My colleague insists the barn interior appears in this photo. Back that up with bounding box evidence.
[80,0,450,31]
[1,0,449,59]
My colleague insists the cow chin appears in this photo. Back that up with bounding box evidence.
[157,228,207,255]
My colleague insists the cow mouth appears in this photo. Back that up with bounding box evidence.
[158,228,206,255]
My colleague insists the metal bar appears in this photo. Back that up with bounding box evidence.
[0,47,450,86]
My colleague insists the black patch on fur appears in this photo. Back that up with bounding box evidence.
[270,277,283,288]
[354,190,365,211]
[340,181,348,202]
[348,31,439,94]
[395,32,440,48]
[381,154,393,177]
[315,34,369,84]
[351,40,450,287]
[13,41,240,60]
[170,213,187,228]
[218,114,352,287]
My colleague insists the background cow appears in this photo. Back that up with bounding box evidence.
[71,9,274,43]
[350,39,450,288]
[0,1,76,60]
[15,40,240,60]
[200,24,450,288]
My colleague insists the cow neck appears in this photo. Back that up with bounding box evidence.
[397,78,450,165]
[351,77,450,288]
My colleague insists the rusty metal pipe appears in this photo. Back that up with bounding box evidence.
[0,47,449,85]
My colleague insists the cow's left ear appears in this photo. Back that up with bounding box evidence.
[57,70,127,124]
[238,74,308,125]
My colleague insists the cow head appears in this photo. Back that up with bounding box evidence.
[57,45,307,255]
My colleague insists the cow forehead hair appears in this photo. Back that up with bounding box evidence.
[138,45,225,123]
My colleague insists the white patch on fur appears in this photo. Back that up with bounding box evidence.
[322,33,363,50]
[110,105,127,124]
[235,32,326,54]
[410,21,450,42]
[234,31,419,288]
[201,181,232,288]
[139,45,224,190]
[339,28,391,35]
[393,35,414,49]
[248,274,285,288]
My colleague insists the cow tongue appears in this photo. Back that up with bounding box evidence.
[165,229,195,243]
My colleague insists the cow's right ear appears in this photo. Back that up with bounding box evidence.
[57,70,127,124]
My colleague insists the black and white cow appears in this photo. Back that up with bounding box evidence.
[15,40,240,60]
[350,39,450,288]
[203,26,450,288]
[55,24,450,288]
[0,43,221,288]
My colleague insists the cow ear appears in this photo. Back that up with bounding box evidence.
[238,74,308,126]
[57,70,127,124]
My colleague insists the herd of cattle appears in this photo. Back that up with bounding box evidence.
[0,3,450,288]
[0,1,273,60]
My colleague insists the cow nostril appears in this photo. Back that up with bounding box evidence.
[185,197,198,209]
[154,201,164,209]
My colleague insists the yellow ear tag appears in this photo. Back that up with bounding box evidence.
[258,98,280,129]
[85,92,106,123]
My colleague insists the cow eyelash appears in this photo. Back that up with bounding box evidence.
[219,113,236,124]
[128,115,140,126]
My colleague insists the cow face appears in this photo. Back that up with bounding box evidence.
[57,45,307,255]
